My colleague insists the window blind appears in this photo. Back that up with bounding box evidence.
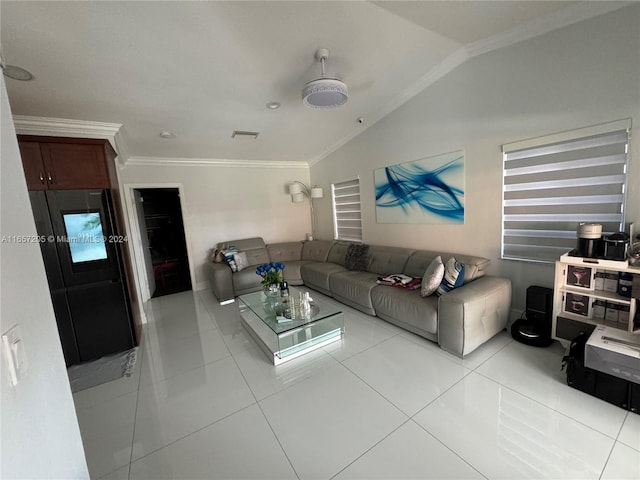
[502,120,630,263]
[332,178,362,241]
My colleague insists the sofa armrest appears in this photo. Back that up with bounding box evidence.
[437,276,512,357]
[207,262,235,303]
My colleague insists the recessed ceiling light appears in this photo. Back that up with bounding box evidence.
[159,131,175,139]
[1,64,33,81]
[266,101,281,110]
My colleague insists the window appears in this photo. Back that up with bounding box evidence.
[502,119,630,263]
[332,178,362,241]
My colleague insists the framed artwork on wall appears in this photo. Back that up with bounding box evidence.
[374,150,464,224]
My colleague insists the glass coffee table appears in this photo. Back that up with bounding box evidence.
[238,287,344,365]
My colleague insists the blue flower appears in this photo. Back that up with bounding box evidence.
[256,262,284,287]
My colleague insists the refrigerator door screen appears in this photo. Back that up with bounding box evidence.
[62,212,108,263]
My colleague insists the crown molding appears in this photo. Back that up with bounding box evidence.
[12,115,122,139]
[125,156,309,169]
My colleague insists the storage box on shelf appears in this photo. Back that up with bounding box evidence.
[553,253,639,343]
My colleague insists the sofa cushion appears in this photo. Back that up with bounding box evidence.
[421,255,445,297]
[301,240,334,262]
[367,246,414,276]
[217,237,270,267]
[371,287,439,336]
[345,243,370,271]
[267,242,303,262]
[281,260,314,286]
[232,267,262,295]
[300,262,347,296]
[436,257,465,296]
[327,241,352,266]
[329,271,379,315]
[404,250,489,284]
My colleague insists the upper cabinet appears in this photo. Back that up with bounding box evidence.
[18,136,114,190]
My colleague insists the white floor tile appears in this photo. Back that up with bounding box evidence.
[334,420,484,479]
[75,391,138,441]
[414,372,614,479]
[98,464,130,480]
[139,328,230,385]
[209,305,259,354]
[144,291,216,344]
[131,356,255,460]
[76,290,638,480]
[260,364,406,479]
[233,341,340,400]
[75,391,137,478]
[601,441,640,480]
[618,412,640,452]
[476,340,627,438]
[344,335,469,416]
[323,311,398,362]
[82,424,135,479]
[129,405,297,480]
[402,329,514,370]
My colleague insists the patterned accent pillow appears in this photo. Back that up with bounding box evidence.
[421,256,445,297]
[345,243,370,271]
[436,257,465,296]
[233,252,248,272]
[222,246,239,272]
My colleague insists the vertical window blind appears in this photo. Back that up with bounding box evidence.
[332,178,362,241]
[502,119,630,263]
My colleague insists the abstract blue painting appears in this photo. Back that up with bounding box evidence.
[375,151,464,224]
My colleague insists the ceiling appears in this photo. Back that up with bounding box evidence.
[0,1,628,164]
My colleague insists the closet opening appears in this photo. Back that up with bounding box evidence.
[134,188,192,297]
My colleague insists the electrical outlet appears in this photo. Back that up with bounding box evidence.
[2,325,27,386]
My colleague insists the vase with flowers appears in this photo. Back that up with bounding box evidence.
[256,262,285,297]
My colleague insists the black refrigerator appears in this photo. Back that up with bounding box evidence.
[30,189,135,366]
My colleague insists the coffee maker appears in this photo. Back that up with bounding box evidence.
[576,223,602,258]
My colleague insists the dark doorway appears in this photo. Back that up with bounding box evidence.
[137,188,192,297]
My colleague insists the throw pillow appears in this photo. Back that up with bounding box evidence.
[222,246,239,272]
[436,257,465,296]
[233,251,248,272]
[421,256,445,297]
[345,243,370,271]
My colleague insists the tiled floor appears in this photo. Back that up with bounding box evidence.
[73,289,640,479]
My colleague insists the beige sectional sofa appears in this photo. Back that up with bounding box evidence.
[207,237,511,357]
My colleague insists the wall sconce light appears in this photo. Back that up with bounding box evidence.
[287,181,324,240]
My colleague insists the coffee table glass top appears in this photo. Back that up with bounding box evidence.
[239,286,342,334]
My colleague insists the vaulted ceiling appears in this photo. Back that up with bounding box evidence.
[1,1,628,163]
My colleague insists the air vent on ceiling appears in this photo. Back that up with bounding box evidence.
[231,130,259,139]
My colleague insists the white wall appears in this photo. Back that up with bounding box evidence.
[311,5,640,314]
[0,79,89,478]
[119,161,312,289]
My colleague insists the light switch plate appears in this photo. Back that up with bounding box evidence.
[2,325,27,386]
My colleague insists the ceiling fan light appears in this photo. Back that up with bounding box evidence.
[302,78,348,108]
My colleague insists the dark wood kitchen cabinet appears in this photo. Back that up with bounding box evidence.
[18,136,112,190]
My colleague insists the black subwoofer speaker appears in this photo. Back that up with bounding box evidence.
[511,286,554,347]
